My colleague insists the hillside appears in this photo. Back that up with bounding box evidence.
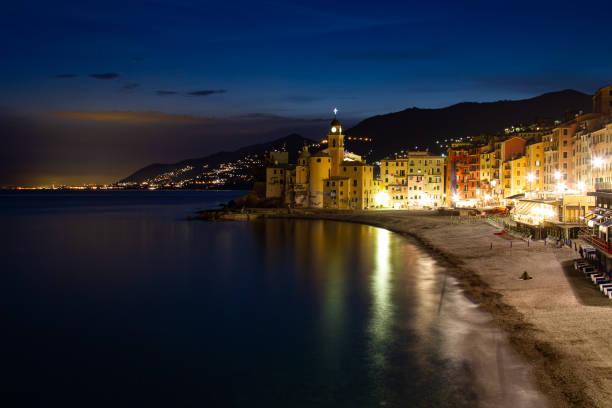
[120,133,318,186]
[345,89,592,158]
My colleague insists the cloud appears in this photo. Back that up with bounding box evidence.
[237,113,329,123]
[187,89,226,96]
[156,90,178,96]
[48,110,214,124]
[54,74,78,78]
[122,83,140,90]
[89,73,120,80]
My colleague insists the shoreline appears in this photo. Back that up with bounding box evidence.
[253,209,610,408]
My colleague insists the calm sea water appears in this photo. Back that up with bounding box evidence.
[0,191,545,407]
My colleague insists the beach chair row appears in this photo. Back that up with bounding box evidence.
[575,260,612,298]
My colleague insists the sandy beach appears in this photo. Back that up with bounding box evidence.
[259,209,612,408]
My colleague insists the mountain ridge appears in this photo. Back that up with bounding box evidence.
[345,89,592,158]
[120,89,593,184]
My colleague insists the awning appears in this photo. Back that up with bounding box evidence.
[507,193,525,200]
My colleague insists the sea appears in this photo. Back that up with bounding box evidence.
[0,190,546,407]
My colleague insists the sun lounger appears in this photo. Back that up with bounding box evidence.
[575,261,590,270]
[599,283,612,292]
[592,276,608,284]
[604,286,612,296]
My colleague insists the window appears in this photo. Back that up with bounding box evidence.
[563,163,567,169]
[332,182,335,186]
[563,140,567,146]
[563,152,567,158]
[353,180,357,186]
[326,181,329,186]
[340,181,343,186]
[317,158,321,163]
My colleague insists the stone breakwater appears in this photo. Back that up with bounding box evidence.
[247,209,611,408]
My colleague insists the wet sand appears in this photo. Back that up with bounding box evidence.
[266,209,612,408]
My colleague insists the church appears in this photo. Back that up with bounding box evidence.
[265,116,380,210]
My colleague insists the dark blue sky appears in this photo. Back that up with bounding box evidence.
[1,0,611,185]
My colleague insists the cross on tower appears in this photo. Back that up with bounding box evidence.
[333,107,338,116]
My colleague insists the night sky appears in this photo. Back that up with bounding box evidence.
[2,0,611,186]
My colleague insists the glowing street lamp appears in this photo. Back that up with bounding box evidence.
[527,173,535,192]
[593,156,604,168]
[577,181,586,191]
[554,171,561,181]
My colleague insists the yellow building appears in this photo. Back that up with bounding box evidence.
[503,155,528,197]
[323,163,377,209]
[380,152,444,207]
[308,151,331,207]
[265,115,377,210]
[525,141,545,191]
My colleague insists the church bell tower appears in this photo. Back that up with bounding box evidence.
[328,113,344,177]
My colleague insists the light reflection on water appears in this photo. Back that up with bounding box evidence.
[369,228,392,372]
[0,193,546,407]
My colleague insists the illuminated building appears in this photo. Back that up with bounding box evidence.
[525,141,545,192]
[265,115,378,210]
[511,191,594,239]
[507,155,528,197]
[380,151,444,208]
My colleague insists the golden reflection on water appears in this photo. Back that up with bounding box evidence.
[368,227,393,371]
[250,219,545,407]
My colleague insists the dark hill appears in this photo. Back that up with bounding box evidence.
[345,89,592,158]
[120,133,317,185]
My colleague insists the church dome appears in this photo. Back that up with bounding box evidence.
[330,118,340,127]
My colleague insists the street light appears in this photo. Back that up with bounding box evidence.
[593,156,604,168]
[592,156,604,189]
[527,173,535,194]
